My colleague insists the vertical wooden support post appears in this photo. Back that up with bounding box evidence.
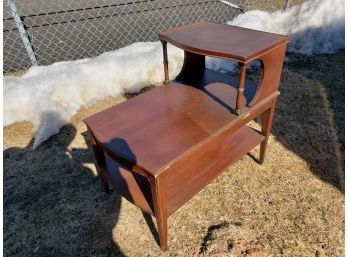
[161,40,170,85]
[149,174,168,251]
[259,99,277,164]
[236,63,247,114]
[87,128,109,193]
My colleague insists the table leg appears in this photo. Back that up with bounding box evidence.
[87,128,109,193]
[161,40,170,85]
[149,175,168,251]
[259,99,276,164]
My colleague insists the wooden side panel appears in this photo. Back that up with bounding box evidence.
[176,51,205,80]
[104,156,154,215]
[249,45,287,106]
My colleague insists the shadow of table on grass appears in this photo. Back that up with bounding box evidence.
[3,124,127,257]
[260,52,345,192]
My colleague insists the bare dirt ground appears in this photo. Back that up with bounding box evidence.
[3,51,344,257]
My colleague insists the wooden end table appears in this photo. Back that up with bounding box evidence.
[83,22,289,251]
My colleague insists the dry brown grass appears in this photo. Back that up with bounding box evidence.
[3,51,344,257]
[244,0,308,11]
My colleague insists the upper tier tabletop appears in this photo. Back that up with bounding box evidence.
[159,22,290,62]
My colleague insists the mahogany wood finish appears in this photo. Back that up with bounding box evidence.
[236,63,247,113]
[83,22,289,251]
[161,40,170,85]
[158,22,289,62]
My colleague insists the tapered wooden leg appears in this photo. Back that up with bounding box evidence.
[259,100,276,164]
[87,128,109,193]
[155,210,168,251]
[149,175,168,251]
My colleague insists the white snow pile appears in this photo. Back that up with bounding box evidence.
[4,42,183,148]
[232,0,344,54]
[207,0,345,72]
[3,0,345,148]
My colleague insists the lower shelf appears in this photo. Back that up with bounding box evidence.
[166,125,264,215]
[104,125,264,217]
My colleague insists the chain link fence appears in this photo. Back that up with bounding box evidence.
[4,0,247,73]
[4,0,300,73]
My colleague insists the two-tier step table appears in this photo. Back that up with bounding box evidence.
[83,22,289,251]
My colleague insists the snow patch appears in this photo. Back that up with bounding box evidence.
[230,0,344,54]
[4,42,184,148]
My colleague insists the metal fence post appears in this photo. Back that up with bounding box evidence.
[7,0,37,65]
[283,0,292,10]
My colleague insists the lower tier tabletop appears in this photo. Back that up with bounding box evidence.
[84,84,239,175]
